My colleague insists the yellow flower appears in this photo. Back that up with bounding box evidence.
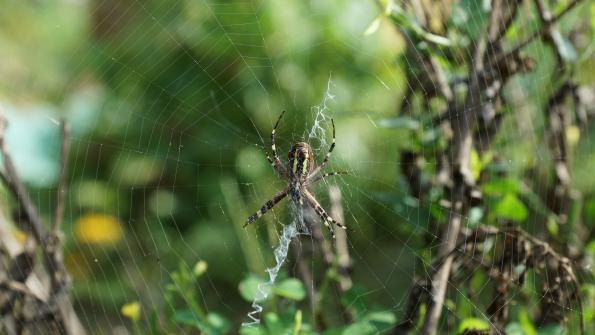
[75,214,123,244]
[193,260,208,277]
[121,301,141,321]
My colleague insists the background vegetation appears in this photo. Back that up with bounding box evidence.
[0,0,593,334]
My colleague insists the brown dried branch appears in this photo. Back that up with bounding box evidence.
[394,0,586,333]
[0,118,47,244]
[393,279,429,334]
[396,225,584,334]
[486,0,585,74]
[533,0,583,321]
[0,115,85,335]
[420,18,490,335]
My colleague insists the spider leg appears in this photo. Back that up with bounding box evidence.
[306,171,347,186]
[244,188,289,227]
[266,111,286,177]
[311,118,336,177]
[302,188,346,239]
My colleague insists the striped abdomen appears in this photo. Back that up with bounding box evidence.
[287,142,314,183]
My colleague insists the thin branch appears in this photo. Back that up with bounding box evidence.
[396,225,584,334]
[291,240,317,315]
[52,120,70,236]
[329,186,353,292]
[0,116,46,244]
[487,0,585,71]
[420,24,489,335]
[0,115,84,335]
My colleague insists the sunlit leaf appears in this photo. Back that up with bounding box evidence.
[113,155,162,186]
[274,278,306,301]
[494,193,528,222]
[566,125,580,146]
[546,215,559,237]
[208,312,232,334]
[74,181,119,211]
[292,310,302,335]
[518,309,537,335]
[385,2,451,46]
[364,17,382,36]
[483,178,520,196]
[506,323,524,335]
[468,207,484,227]
[458,317,489,333]
[551,30,577,62]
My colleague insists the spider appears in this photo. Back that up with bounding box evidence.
[244,111,347,238]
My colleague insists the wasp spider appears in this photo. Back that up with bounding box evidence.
[244,111,347,238]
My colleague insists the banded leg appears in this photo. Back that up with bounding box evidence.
[306,171,347,186]
[302,188,346,239]
[311,118,336,177]
[244,189,289,227]
[266,111,286,176]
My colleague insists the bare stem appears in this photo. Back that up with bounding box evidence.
[53,120,70,236]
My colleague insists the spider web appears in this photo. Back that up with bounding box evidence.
[0,0,593,334]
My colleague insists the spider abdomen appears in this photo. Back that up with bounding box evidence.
[287,142,314,183]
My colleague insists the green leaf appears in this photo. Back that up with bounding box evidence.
[342,321,377,335]
[584,198,595,226]
[470,150,492,182]
[458,318,489,333]
[385,2,452,46]
[149,308,159,335]
[264,313,285,335]
[586,240,595,255]
[450,0,489,39]
[365,310,396,326]
[364,17,382,36]
[551,30,577,62]
[377,117,420,130]
[546,215,559,237]
[518,309,537,335]
[483,178,520,196]
[468,207,484,228]
[292,310,302,335]
[537,325,566,335]
[208,312,232,334]
[470,150,482,182]
[174,310,230,335]
[174,309,207,330]
[505,323,524,335]
[341,286,368,316]
[274,278,306,301]
[240,326,268,335]
[239,275,269,302]
[494,193,528,222]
